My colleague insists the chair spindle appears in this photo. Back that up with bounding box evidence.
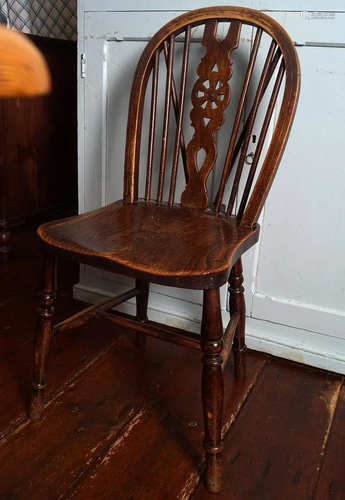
[237,58,285,218]
[214,27,263,213]
[226,39,277,215]
[145,50,159,201]
[157,35,174,203]
[169,25,191,205]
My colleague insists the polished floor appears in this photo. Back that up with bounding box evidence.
[0,218,343,499]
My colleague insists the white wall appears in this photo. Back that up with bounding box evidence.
[76,0,345,373]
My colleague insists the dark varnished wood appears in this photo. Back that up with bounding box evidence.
[135,279,150,349]
[30,7,300,493]
[0,35,77,251]
[180,20,241,210]
[221,312,240,371]
[124,6,300,224]
[214,27,262,213]
[29,253,56,420]
[201,289,224,492]
[0,315,123,441]
[53,287,140,335]
[96,310,202,351]
[145,49,159,202]
[3,222,345,499]
[0,335,189,498]
[314,383,345,499]
[54,351,267,500]
[229,258,247,381]
[0,223,11,253]
[37,201,260,289]
[169,25,191,204]
[227,39,277,216]
[157,35,174,203]
[0,266,79,361]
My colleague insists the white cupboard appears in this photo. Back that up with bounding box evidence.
[76,0,345,373]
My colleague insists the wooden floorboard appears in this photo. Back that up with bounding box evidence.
[0,219,344,499]
[314,383,345,500]
[192,357,342,500]
[0,316,123,440]
[63,351,267,500]
[0,334,188,499]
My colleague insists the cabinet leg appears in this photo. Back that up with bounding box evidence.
[0,224,11,253]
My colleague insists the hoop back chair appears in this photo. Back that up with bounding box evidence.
[29,7,299,493]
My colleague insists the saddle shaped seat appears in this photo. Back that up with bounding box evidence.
[38,201,259,289]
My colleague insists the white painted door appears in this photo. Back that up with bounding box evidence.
[245,12,345,373]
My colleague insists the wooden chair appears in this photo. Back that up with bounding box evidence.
[28,7,299,492]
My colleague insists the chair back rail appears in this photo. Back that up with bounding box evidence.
[124,6,300,227]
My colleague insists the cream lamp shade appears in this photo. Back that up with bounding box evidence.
[0,25,51,97]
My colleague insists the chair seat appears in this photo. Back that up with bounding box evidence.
[38,201,260,288]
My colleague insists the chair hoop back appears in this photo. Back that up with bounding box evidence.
[124,6,300,227]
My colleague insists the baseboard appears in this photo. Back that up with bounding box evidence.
[73,283,345,376]
[246,318,345,375]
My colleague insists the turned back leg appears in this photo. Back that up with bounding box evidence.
[229,257,247,381]
[135,280,150,349]
[29,253,56,421]
[201,288,224,493]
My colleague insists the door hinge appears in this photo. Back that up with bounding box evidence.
[81,53,86,78]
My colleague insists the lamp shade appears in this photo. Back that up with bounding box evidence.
[0,26,51,97]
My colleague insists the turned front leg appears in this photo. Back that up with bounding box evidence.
[135,280,150,349]
[229,258,246,381]
[29,253,56,421]
[201,288,224,493]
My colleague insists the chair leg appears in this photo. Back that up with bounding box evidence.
[28,253,56,421]
[135,279,150,349]
[201,288,224,493]
[229,257,247,381]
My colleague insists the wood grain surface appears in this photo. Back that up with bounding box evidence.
[38,202,259,289]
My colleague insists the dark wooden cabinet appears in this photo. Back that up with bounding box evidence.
[0,34,77,252]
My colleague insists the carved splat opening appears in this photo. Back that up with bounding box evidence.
[196,148,206,170]
[211,62,219,72]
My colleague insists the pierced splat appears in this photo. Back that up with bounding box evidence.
[181,19,241,210]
